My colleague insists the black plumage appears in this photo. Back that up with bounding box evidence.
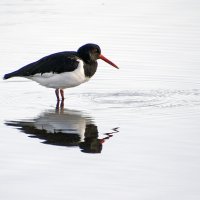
[4,51,80,79]
[3,43,118,101]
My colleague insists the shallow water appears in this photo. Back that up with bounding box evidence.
[1,0,200,199]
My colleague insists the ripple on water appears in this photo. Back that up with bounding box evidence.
[81,89,200,109]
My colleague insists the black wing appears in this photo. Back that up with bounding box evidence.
[4,51,80,79]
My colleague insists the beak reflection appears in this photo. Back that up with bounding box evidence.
[5,102,119,154]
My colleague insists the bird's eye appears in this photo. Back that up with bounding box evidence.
[93,48,98,53]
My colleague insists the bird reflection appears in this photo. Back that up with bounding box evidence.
[5,101,119,153]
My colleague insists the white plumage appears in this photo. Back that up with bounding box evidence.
[27,60,90,89]
[3,43,118,100]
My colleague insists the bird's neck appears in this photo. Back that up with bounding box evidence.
[83,62,98,78]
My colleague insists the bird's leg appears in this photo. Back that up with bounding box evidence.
[55,89,60,101]
[55,101,60,113]
[55,100,64,113]
[60,100,64,111]
[60,89,64,100]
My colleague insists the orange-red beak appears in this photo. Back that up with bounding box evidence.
[99,54,119,69]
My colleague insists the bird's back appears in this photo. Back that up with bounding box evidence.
[3,51,80,79]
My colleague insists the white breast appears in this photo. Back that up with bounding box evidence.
[27,59,90,89]
[34,110,88,142]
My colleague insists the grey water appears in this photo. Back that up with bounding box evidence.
[1,0,200,199]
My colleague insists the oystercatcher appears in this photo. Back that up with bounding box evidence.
[3,43,118,101]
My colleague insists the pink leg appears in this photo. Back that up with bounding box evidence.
[55,100,64,113]
[60,89,64,100]
[55,89,60,101]
[60,99,64,110]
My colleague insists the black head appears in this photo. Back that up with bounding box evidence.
[77,43,101,63]
[77,43,119,68]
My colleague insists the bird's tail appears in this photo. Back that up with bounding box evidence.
[3,72,17,80]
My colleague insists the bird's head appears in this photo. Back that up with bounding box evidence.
[77,43,119,69]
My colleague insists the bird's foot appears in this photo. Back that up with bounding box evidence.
[56,99,64,113]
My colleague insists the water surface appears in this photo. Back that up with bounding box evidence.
[1,0,200,200]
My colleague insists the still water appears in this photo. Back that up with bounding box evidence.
[1,0,200,199]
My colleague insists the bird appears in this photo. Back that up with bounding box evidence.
[3,43,118,101]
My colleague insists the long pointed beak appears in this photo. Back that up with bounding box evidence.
[99,54,119,69]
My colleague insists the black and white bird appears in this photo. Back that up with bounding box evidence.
[3,43,118,101]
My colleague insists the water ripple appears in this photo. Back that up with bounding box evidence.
[80,89,200,109]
